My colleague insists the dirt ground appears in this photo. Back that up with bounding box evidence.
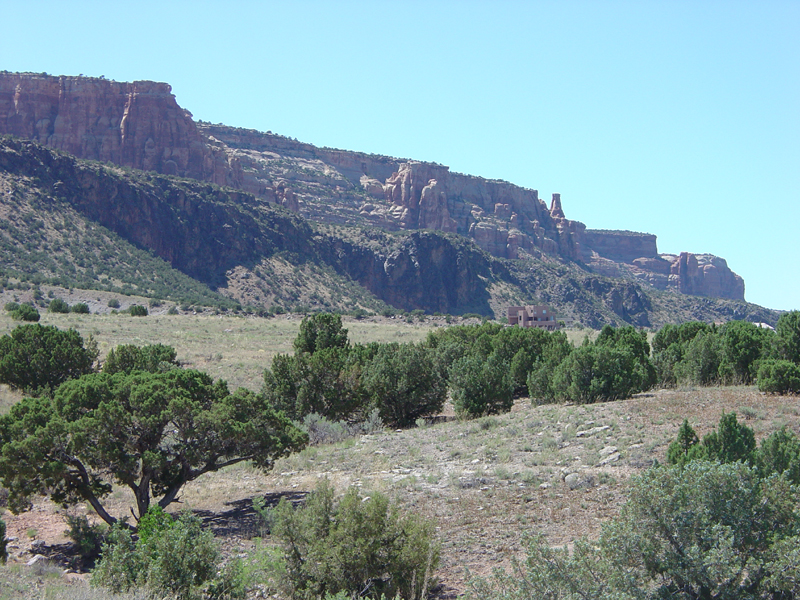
[3,386,798,598]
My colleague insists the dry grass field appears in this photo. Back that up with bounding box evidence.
[0,306,435,393]
[1,310,797,598]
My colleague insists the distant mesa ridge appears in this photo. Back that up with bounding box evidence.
[0,71,743,302]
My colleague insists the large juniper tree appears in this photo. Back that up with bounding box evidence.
[0,368,307,525]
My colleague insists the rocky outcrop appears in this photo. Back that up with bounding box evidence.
[0,72,228,182]
[0,72,748,303]
[669,252,745,301]
[0,136,497,315]
[584,230,658,263]
[582,229,745,301]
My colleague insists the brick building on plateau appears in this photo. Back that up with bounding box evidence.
[507,305,559,330]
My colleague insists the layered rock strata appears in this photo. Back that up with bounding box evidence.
[0,72,746,301]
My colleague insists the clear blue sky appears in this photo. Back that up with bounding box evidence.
[3,1,798,311]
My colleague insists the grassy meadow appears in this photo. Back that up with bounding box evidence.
[0,309,435,394]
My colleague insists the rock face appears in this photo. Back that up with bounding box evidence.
[0,72,224,181]
[582,229,745,301]
[584,230,658,263]
[0,136,498,315]
[669,252,745,301]
[0,72,747,302]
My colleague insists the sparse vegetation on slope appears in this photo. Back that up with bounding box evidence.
[0,135,781,326]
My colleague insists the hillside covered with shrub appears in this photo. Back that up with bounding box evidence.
[0,136,780,328]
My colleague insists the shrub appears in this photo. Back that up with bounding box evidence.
[270,480,439,599]
[703,411,757,464]
[467,462,800,600]
[8,303,40,322]
[361,343,446,427]
[674,330,722,386]
[551,344,644,404]
[0,515,7,564]
[92,509,242,600]
[777,311,800,363]
[717,320,774,384]
[264,347,367,422]
[302,413,360,445]
[294,313,349,354]
[0,324,98,394]
[91,522,139,593]
[667,412,756,466]
[666,419,700,466]
[102,343,179,375]
[526,332,573,403]
[652,323,713,387]
[757,427,800,484]
[70,302,90,314]
[758,359,800,394]
[48,297,71,313]
[128,304,148,317]
[65,514,106,559]
[167,305,179,315]
[107,298,121,309]
[449,352,513,417]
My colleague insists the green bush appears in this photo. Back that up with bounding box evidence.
[8,302,40,322]
[48,297,71,313]
[717,320,774,384]
[264,346,368,422]
[674,330,722,386]
[102,343,179,375]
[550,344,643,404]
[467,461,800,599]
[667,412,756,466]
[128,304,148,317]
[652,322,713,387]
[270,480,439,599]
[136,505,174,545]
[526,333,573,403]
[107,298,121,309]
[702,411,757,464]
[0,515,7,564]
[361,343,446,427]
[665,419,700,466]
[758,427,800,484]
[294,313,349,354]
[65,514,107,559]
[92,509,243,600]
[448,352,513,417]
[777,311,800,363]
[0,324,98,394]
[758,359,800,394]
[668,415,800,485]
[70,302,90,314]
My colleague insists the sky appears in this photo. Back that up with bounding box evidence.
[2,1,798,311]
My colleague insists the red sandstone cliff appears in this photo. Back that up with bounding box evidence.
[0,72,746,302]
[0,72,226,181]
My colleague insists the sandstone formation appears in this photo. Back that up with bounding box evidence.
[0,72,220,180]
[0,72,746,302]
[583,230,658,263]
[1,136,778,326]
[669,252,745,301]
